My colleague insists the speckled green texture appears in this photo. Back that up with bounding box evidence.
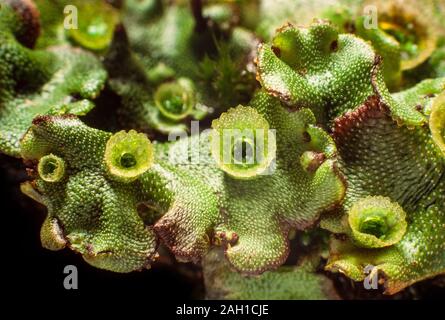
[20,92,346,274]
[0,0,107,156]
[256,19,445,294]
[323,84,445,294]
[1,0,444,299]
[203,249,339,300]
[256,21,425,125]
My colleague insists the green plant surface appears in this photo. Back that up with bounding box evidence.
[256,20,445,294]
[20,115,159,272]
[1,0,444,299]
[34,0,119,51]
[0,0,107,157]
[322,85,445,294]
[122,0,258,110]
[430,91,445,155]
[203,249,339,300]
[19,90,346,274]
[103,25,208,134]
[256,21,425,126]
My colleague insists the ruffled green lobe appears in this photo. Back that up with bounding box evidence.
[20,116,158,273]
[0,0,107,157]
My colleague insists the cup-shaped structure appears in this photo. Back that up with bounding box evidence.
[104,130,154,183]
[38,154,66,183]
[348,196,407,248]
[210,106,276,179]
